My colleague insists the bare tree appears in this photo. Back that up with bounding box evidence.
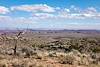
[13,31,23,55]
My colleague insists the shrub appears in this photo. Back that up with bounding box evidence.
[48,52,57,57]
[58,55,75,65]
[21,47,34,58]
[92,47,100,53]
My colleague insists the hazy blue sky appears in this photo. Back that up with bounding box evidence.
[0,0,100,30]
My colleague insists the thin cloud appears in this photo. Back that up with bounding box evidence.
[0,16,36,24]
[32,13,55,19]
[0,6,9,14]
[9,4,100,19]
[11,4,55,13]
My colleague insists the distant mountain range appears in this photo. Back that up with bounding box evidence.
[0,28,100,33]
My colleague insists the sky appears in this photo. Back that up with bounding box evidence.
[0,0,100,30]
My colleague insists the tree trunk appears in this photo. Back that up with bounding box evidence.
[14,39,17,55]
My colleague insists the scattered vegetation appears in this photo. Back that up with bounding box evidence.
[0,31,100,67]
